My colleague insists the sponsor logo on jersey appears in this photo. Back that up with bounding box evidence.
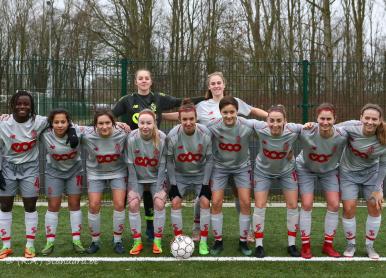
[96,154,120,163]
[263,148,286,159]
[219,142,241,152]
[11,139,36,153]
[177,152,202,162]
[134,156,158,167]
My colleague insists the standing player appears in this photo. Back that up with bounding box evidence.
[243,105,303,258]
[166,99,213,255]
[297,103,348,259]
[191,71,267,241]
[207,96,254,256]
[0,90,48,258]
[126,109,168,255]
[40,108,85,255]
[82,110,128,254]
[112,68,204,240]
[338,104,386,259]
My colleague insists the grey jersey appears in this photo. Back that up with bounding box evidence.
[208,117,254,169]
[196,98,252,125]
[127,129,167,183]
[42,126,83,173]
[167,123,213,184]
[243,119,302,176]
[297,124,348,173]
[82,127,128,180]
[340,121,386,171]
[0,115,47,164]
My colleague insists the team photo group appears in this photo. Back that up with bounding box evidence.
[0,69,385,261]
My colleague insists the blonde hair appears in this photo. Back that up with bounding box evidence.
[138,109,160,149]
[361,103,386,145]
[205,71,227,99]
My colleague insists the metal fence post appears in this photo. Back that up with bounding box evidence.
[120,58,128,122]
[301,60,310,123]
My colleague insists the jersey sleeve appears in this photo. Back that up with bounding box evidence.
[35,115,49,135]
[112,96,127,117]
[375,156,386,192]
[235,98,252,116]
[335,120,361,128]
[287,123,304,133]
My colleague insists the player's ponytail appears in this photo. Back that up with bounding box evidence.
[139,109,160,149]
[361,103,386,145]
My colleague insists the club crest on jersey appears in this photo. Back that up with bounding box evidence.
[367,146,375,154]
[134,149,140,154]
[31,130,37,139]
[177,145,184,150]
[115,143,121,152]
[153,149,160,156]
[9,134,16,139]
[50,145,55,149]
[150,103,157,112]
[311,146,317,150]
[197,143,203,153]
[236,136,241,144]
[133,104,139,109]
[283,142,289,151]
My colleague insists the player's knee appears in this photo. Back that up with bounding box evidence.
[23,197,37,212]
[301,202,313,211]
[199,197,210,209]
[169,185,182,200]
[286,201,298,209]
[326,202,339,212]
[88,201,101,214]
[154,199,165,211]
[211,199,222,212]
[0,200,13,212]
[113,200,125,212]
[199,185,211,201]
[171,198,182,210]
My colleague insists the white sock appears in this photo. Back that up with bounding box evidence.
[0,211,12,248]
[299,209,311,244]
[171,209,183,236]
[342,216,356,245]
[239,214,250,242]
[129,211,142,239]
[211,213,223,241]
[88,211,101,242]
[365,215,381,246]
[70,210,82,241]
[324,210,338,243]
[25,211,38,248]
[200,208,210,242]
[45,211,59,243]
[154,209,166,239]
[253,207,266,247]
[113,210,125,243]
[287,208,299,246]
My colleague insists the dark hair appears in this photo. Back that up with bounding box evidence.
[10,90,36,120]
[47,108,72,129]
[205,72,227,99]
[178,98,197,118]
[361,103,386,145]
[219,96,238,111]
[316,103,336,118]
[93,109,116,130]
[268,104,287,119]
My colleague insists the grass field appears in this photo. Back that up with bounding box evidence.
[1,205,386,277]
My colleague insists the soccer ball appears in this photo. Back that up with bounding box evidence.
[170,235,195,259]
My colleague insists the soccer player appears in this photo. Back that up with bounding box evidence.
[40,108,85,255]
[192,71,267,241]
[0,90,48,258]
[82,109,128,254]
[242,105,303,258]
[112,68,204,240]
[338,104,386,259]
[207,96,254,256]
[297,103,348,258]
[166,99,213,255]
[126,109,168,255]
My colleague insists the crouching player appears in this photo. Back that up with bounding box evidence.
[166,99,213,255]
[207,96,254,256]
[127,109,168,255]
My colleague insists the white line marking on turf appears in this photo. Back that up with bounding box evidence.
[1,257,385,263]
